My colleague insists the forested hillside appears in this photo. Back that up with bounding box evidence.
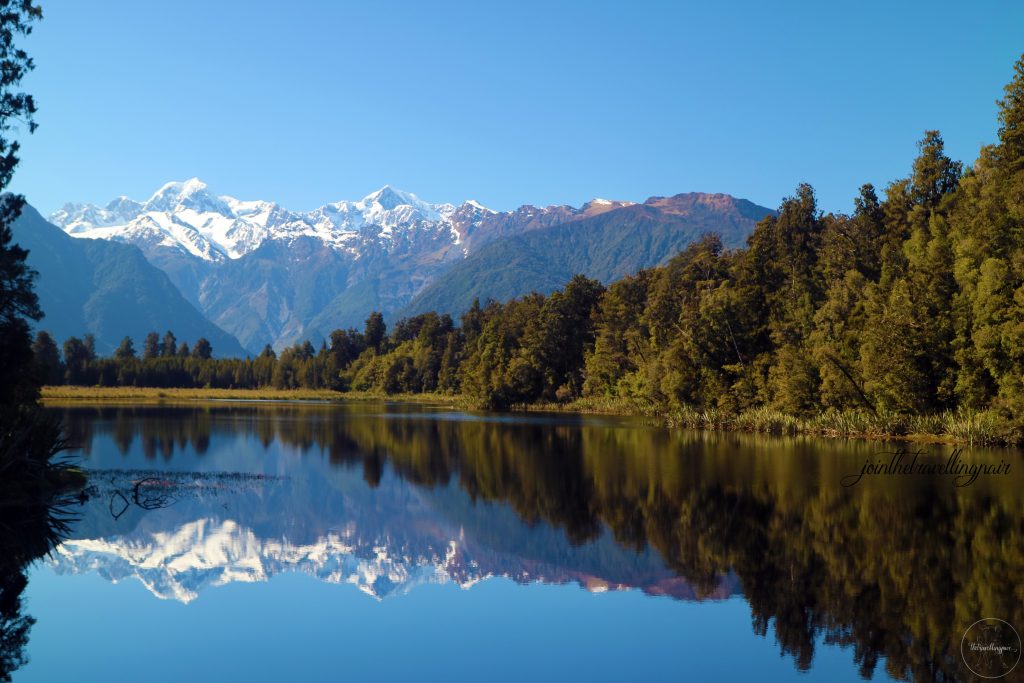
[400,193,770,319]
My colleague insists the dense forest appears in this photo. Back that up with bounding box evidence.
[36,55,1024,442]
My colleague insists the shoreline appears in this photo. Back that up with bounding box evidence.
[40,386,1022,447]
[40,386,464,406]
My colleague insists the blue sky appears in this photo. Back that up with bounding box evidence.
[10,0,1024,215]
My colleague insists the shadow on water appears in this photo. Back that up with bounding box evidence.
[46,402,1024,682]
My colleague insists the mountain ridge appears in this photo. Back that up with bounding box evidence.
[398,192,775,319]
[50,181,774,352]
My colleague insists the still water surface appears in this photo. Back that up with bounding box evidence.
[11,402,1024,682]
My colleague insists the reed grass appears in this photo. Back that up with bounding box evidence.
[667,405,1021,446]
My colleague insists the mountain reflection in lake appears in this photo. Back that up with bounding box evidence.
[14,403,1024,682]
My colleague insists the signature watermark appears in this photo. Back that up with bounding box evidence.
[962,618,1021,678]
[840,448,1011,487]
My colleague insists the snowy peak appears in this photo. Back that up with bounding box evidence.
[362,185,422,211]
[464,199,496,213]
[351,184,451,228]
[50,180,487,262]
[144,177,226,214]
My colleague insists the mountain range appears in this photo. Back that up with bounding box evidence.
[45,181,775,354]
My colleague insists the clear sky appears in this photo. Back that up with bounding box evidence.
[10,0,1024,216]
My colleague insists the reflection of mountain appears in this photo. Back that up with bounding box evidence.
[45,403,1024,683]
[54,518,737,604]
[49,467,738,604]
[55,520,460,603]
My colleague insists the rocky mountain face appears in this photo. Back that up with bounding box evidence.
[52,180,773,353]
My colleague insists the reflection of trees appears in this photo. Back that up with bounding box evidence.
[0,495,76,682]
[52,404,1024,681]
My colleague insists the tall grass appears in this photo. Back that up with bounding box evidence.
[666,405,1021,446]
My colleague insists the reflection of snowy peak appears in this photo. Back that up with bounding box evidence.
[44,461,743,605]
[50,509,739,605]
[52,518,467,603]
[51,179,488,262]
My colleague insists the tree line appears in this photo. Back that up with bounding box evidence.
[33,55,1024,434]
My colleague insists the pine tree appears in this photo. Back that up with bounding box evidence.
[161,331,177,357]
[114,336,135,359]
[143,331,160,359]
[62,336,90,385]
[364,312,386,353]
[192,337,213,359]
[948,54,1024,417]
[31,330,62,385]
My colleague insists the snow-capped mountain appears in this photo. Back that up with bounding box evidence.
[47,180,605,351]
[50,180,771,353]
[51,179,488,262]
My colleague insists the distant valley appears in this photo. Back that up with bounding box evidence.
[43,181,775,354]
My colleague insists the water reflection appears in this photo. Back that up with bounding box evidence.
[0,493,76,682]
[43,403,1024,682]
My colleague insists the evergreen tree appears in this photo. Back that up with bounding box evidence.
[329,328,364,369]
[142,331,160,359]
[583,270,652,398]
[994,55,1024,168]
[161,331,177,357]
[192,337,212,359]
[114,336,135,360]
[862,131,962,412]
[750,184,825,413]
[83,333,96,361]
[31,330,62,386]
[62,336,90,385]
[948,54,1024,419]
[364,312,386,353]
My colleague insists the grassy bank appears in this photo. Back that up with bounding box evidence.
[666,405,1023,447]
[41,386,658,417]
[40,386,1024,447]
[40,385,466,407]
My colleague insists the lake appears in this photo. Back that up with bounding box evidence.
[8,402,1024,682]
